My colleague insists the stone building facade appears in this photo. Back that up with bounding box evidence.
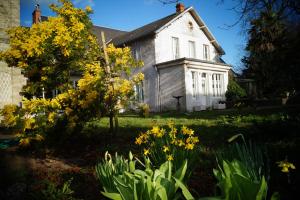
[0,0,26,108]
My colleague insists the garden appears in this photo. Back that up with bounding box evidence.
[0,1,299,200]
[1,106,299,200]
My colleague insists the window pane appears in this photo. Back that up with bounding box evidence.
[189,41,196,58]
[172,37,179,59]
[203,44,210,60]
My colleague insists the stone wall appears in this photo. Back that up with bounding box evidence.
[0,0,26,108]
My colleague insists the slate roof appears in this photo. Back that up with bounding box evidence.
[91,26,127,44]
[111,12,180,46]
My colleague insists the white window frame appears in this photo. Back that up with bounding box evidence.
[212,73,223,97]
[172,37,180,59]
[203,44,210,60]
[188,41,196,58]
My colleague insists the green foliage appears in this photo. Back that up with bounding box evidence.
[225,79,246,101]
[138,103,150,118]
[218,134,270,181]
[95,151,136,193]
[201,134,272,200]
[32,179,77,200]
[96,152,194,200]
[242,4,300,96]
[211,159,268,200]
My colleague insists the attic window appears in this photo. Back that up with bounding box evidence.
[188,21,194,30]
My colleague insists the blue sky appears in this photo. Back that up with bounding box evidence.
[20,0,247,72]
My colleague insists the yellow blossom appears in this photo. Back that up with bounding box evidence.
[163,145,170,153]
[135,136,143,145]
[185,143,195,150]
[19,138,31,147]
[167,155,174,161]
[277,160,296,173]
[35,134,44,141]
[144,148,150,156]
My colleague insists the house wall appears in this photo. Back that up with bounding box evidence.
[0,0,26,109]
[130,37,158,111]
[158,65,186,111]
[155,11,220,64]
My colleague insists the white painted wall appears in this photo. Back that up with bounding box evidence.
[155,11,220,64]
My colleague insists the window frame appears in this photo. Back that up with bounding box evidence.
[172,37,180,59]
[203,44,210,60]
[188,40,196,58]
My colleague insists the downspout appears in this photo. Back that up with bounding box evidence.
[155,65,161,112]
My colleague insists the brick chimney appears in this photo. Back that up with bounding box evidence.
[176,3,185,13]
[32,4,41,24]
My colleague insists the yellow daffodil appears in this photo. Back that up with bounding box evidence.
[163,145,170,153]
[144,148,150,156]
[167,154,174,161]
[277,160,296,173]
[185,143,195,150]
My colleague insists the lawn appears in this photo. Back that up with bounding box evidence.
[1,105,300,199]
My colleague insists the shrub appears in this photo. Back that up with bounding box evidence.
[135,123,200,176]
[225,79,247,101]
[138,103,150,118]
[0,104,20,128]
[95,152,194,200]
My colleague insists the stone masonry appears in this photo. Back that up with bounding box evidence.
[0,0,26,108]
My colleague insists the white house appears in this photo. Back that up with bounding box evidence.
[100,3,231,112]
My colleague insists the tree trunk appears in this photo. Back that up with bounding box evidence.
[114,115,119,137]
[109,112,114,137]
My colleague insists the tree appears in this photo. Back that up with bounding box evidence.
[0,0,143,145]
[0,0,100,98]
[241,2,300,96]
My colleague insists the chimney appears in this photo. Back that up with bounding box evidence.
[176,3,185,13]
[32,4,41,24]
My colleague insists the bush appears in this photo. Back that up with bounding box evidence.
[135,123,200,176]
[0,104,20,128]
[225,79,247,101]
[138,103,150,118]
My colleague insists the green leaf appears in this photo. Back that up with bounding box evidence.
[174,177,194,200]
[101,192,122,200]
[256,176,267,200]
[157,186,168,200]
[270,192,280,200]
[173,160,187,181]
[227,134,243,143]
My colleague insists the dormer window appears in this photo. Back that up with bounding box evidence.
[188,21,194,30]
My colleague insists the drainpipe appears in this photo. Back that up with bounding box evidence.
[154,65,161,112]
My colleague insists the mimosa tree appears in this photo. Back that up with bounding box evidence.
[0,0,143,145]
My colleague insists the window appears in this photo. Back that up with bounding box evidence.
[201,73,207,96]
[188,21,194,30]
[191,71,196,98]
[203,44,210,60]
[188,41,196,58]
[172,37,179,59]
[133,47,141,60]
[134,83,144,102]
[212,74,223,97]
